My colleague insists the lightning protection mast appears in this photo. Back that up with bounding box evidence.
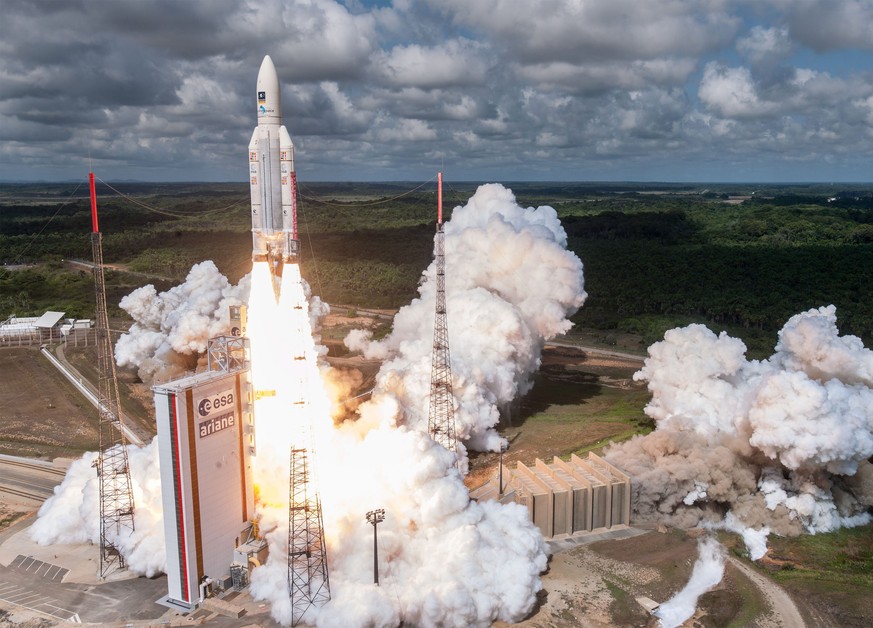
[428,172,458,459]
[89,172,136,578]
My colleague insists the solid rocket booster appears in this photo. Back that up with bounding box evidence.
[249,55,299,268]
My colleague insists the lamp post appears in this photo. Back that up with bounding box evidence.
[366,509,386,585]
[498,441,508,496]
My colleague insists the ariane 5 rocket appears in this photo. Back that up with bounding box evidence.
[249,55,298,275]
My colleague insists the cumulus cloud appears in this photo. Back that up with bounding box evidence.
[737,25,792,66]
[436,0,738,63]
[4,0,873,181]
[371,118,438,143]
[698,63,777,118]
[779,0,873,52]
[374,39,492,89]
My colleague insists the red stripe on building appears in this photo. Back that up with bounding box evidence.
[170,393,189,602]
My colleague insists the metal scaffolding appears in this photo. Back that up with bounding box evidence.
[428,172,458,457]
[207,335,249,373]
[288,445,331,626]
[89,172,135,579]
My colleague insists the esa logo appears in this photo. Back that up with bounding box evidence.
[198,390,235,417]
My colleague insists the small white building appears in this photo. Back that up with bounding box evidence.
[0,311,68,344]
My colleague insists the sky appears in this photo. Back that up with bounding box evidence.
[3,0,873,183]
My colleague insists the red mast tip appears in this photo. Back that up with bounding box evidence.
[89,172,99,233]
[437,171,443,225]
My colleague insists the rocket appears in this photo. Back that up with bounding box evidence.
[249,55,299,273]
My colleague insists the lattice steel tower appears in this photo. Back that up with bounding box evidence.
[428,172,458,456]
[89,172,136,578]
[287,441,331,626]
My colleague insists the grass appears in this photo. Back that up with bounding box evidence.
[603,579,648,625]
[722,570,765,628]
[717,524,873,626]
[767,525,873,587]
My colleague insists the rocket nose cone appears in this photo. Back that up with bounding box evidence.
[258,55,277,80]
[256,55,281,123]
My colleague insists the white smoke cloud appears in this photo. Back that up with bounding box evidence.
[606,305,873,556]
[657,536,726,628]
[250,420,548,627]
[113,260,329,383]
[273,182,584,626]
[344,183,586,454]
[35,181,578,626]
[30,438,166,577]
[114,261,251,383]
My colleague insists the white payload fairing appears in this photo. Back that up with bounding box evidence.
[249,55,298,274]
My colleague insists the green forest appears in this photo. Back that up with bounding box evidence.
[2,180,873,355]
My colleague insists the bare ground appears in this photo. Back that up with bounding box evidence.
[500,527,810,628]
[0,347,97,458]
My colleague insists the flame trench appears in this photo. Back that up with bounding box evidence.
[247,261,331,625]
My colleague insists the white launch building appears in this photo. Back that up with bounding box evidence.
[154,337,256,610]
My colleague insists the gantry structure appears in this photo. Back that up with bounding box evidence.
[428,172,458,457]
[89,172,136,578]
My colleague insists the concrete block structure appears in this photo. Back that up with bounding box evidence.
[472,452,631,539]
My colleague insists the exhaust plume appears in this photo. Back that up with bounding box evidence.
[114,261,250,383]
[345,183,587,455]
[606,305,873,554]
[29,438,166,577]
[34,181,581,626]
[657,536,726,628]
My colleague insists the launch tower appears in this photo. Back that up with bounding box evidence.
[89,172,136,578]
[288,444,331,626]
[428,172,458,457]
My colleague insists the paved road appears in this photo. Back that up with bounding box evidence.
[0,455,66,502]
[63,258,175,282]
[0,561,169,624]
[545,339,646,363]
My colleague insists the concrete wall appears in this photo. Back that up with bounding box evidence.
[487,453,631,539]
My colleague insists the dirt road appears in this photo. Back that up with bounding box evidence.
[727,556,806,628]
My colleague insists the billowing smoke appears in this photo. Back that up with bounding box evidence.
[30,438,166,577]
[32,183,583,626]
[345,183,587,455]
[114,260,329,384]
[250,413,548,627]
[606,305,873,553]
[657,536,726,628]
[249,182,586,626]
[31,262,329,579]
[114,261,250,383]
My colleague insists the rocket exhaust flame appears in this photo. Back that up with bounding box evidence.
[246,260,332,624]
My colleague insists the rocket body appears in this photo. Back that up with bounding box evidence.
[249,55,299,270]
